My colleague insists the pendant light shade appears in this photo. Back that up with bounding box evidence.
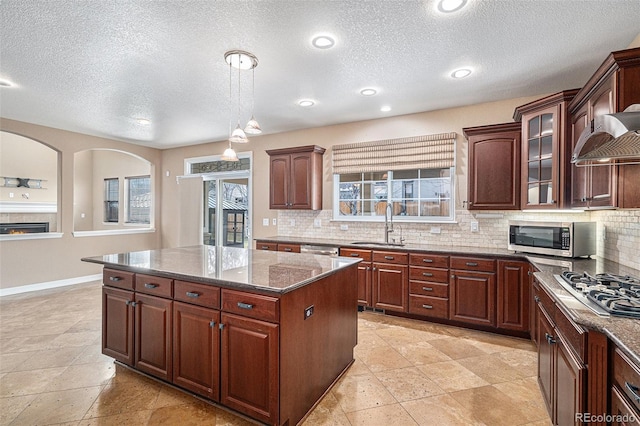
[221,144,239,162]
[229,123,249,143]
[244,116,262,135]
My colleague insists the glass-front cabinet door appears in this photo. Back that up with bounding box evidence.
[522,105,560,209]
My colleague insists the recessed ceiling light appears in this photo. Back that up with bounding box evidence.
[451,68,472,79]
[437,0,468,13]
[311,35,336,49]
[380,106,391,112]
[135,118,151,125]
[360,88,377,96]
[0,79,15,87]
[298,100,315,107]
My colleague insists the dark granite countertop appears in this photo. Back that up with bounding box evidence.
[257,236,640,367]
[82,245,361,295]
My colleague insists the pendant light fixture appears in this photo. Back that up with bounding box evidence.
[224,50,260,146]
[244,65,262,135]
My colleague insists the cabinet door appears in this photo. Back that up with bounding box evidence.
[372,263,408,312]
[537,304,555,417]
[269,154,290,209]
[618,164,640,208]
[173,302,220,401]
[555,333,586,426]
[102,286,134,366]
[357,262,372,307]
[497,260,530,332]
[468,129,521,210]
[290,152,313,209]
[589,81,616,207]
[220,313,279,425]
[449,270,496,326]
[135,293,173,381]
[569,105,589,208]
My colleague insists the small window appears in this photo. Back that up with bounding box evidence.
[104,178,119,223]
[126,176,151,224]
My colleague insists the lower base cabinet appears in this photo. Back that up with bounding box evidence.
[135,293,173,381]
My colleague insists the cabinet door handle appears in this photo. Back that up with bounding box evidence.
[144,283,158,289]
[465,262,478,267]
[261,246,270,250]
[422,286,433,292]
[422,259,433,263]
[422,304,433,309]
[125,300,130,306]
[284,248,292,252]
[209,321,216,328]
[219,323,225,330]
[366,267,371,271]
[186,291,200,298]
[130,301,137,307]
[625,382,640,403]
[109,276,122,282]
[384,256,394,260]
[545,333,556,344]
[422,272,433,277]
[534,296,541,303]
[237,302,253,310]
[350,253,360,257]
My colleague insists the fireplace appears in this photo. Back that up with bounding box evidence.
[0,222,50,234]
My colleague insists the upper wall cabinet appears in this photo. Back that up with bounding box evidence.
[514,90,579,210]
[265,145,325,210]
[463,122,522,210]
[568,47,640,209]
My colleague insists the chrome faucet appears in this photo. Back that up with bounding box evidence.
[384,201,394,243]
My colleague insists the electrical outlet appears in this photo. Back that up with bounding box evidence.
[430,227,441,234]
[9,192,14,198]
[272,218,277,226]
[262,218,269,226]
[340,224,348,231]
[470,221,479,232]
[313,218,321,227]
[304,305,314,320]
[602,225,606,241]
[290,219,296,226]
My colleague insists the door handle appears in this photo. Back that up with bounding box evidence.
[384,256,394,260]
[422,304,433,309]
[625,382,640,403]
[545,333,556,344]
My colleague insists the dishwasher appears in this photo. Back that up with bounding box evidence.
[300,244,339,257]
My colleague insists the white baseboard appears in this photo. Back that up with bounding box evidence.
[0,274,102,297]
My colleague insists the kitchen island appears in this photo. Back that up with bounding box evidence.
[82,245,361,426]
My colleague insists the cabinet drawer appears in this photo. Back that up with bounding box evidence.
[554,307,586,362]
[174,280,220,309]
[103,269,135,290]
[613,348,640,412]
[408,295,448,319]
[451,256,496,272]
[409,253,449,268]
[373,251,408,265]
[409,266,449,283]
[222,289,280,323]
[340,248,372,261]
[135,274,173,298]
[278,243,300,253]
[257,241,277,251]
[409,281,449,298]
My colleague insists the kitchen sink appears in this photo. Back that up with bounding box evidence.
[350,241,405,247]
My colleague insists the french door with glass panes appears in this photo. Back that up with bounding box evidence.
[203,176,250,248]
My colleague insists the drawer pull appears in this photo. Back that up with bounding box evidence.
[384,256,394,260]
[237,302,254,310]
[545,333,556,345]
[350,253,360,257]
[422,304,433,309]
[422,286,433,292]
[422,272,433,277]
[261,246,270,250]
[186,291,200,298]
[465,262,478,267]
[625,382,640,403]
[284,248,292,252]
[144,283,158,289]
[109,276,122,282]
[422,259,433,263]
[534,296,541,303]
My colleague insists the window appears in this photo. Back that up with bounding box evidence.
[335,168,454,222]
[104,178,119,222]
[126,176,151,224]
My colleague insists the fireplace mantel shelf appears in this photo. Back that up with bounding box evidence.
[0,232,63,242]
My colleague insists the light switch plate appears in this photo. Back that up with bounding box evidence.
[471,221,479,232]
[430,227,441,234]
[272,218,277,226]
[340,224,348,231]
[262,218,269,226]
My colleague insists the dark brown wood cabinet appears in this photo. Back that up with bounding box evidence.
[277,243,300,253]
[569,47,640,209]
[221,313,279,425]
[450,256,496,327]
[134,292,173,381]
[339,248,373,307]
[463,122,522,210]
[611,347,640,425]
[266,145,325,210]
[173,302,220,400]
[372,251,408,313]
[102,286,134,366]
[497,260,530,332]
[513,90,579,209]
[408,253,450,319]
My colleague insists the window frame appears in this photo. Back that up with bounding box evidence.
[332,167,456,223]
[103,177,119,223]
[125,175,151,224]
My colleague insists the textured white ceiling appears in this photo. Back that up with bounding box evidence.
[1,0,639,148]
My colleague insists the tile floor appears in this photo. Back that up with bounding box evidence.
[0,281,551,425]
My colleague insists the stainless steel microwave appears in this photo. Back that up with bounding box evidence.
[508,221,596,258]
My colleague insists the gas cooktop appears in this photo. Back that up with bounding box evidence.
[554,271,640,319]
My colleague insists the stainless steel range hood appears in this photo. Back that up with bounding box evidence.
[571,104,640,165]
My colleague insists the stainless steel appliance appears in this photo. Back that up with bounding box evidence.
[555,271,640,319]
[300,244,339,257]
[508,220,596,258]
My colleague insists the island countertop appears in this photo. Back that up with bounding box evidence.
[82,245,361,295]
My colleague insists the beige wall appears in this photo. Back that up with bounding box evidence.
[0,118,162,290]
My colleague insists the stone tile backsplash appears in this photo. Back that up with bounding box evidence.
[276,209,639,271]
